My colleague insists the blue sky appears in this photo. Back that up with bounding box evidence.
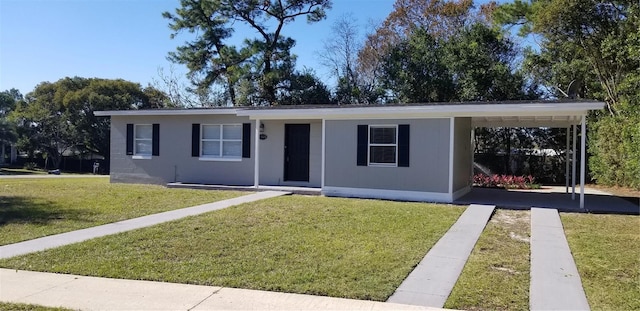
[0,0,499,96]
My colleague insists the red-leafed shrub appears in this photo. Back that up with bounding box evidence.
[473,174,538,189]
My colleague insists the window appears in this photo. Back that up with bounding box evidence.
[357,124,409,167]
[369,125,397,165]
[134,124,153,156]
[201,124,242,159]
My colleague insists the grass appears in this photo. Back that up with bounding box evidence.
[0,196,464,301]
[562,213,640,310]
[445,210,531,311]
[0,178,246,245]
[0,302,73,311]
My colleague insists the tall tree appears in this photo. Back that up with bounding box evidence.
[495,0,640,188]
[0,89,22,164]
[382,29,454,102]
[165,0,332,106]
[12,77,152,169]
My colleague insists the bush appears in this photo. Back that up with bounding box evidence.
[473,174,539,189]
[589,114,640,189]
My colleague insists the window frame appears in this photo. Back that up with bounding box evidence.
[133,124,153,159]
[368,124,398,167]
[199,124,243,161]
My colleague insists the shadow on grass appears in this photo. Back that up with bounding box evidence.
[0,196,89,226]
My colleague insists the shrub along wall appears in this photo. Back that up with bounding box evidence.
[589,114,640,190]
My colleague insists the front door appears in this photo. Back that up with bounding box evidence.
[284,124,310,182]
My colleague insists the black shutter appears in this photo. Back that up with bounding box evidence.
[152,124,160,156]
[398,124,410,167]
[191,124,200,157]
[242,123,251,158]
[126,124,134,155]
[357,125,368,166]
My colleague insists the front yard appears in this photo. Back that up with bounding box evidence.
[0,196,463,301]
[562,213,640,310]
[0,178,246,245]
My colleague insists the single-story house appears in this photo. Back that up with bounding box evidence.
[95,100,605,208]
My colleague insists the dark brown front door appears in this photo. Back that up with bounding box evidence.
[284,124,310,182]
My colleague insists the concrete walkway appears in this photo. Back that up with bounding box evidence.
[0,269,447,311]
[387,204,495,308]
[0,191,289,259]
[530,208,590,310]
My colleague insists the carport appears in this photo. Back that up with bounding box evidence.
[463,100,605,210]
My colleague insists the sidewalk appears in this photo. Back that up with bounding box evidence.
[0,174,108,179]
[529,208,590,310]
[0,269,447,311]
[387,204,495,308]
[0,191,289,259]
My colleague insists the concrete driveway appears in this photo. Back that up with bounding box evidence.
[455,186,639,214]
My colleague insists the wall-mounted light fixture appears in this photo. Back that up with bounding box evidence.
[259,122,267,140]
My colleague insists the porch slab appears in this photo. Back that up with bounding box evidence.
[167,182,321,195]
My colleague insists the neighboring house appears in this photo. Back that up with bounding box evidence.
[95,100,604,205]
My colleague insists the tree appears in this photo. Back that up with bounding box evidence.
[443,23,536,101]
[319,13,362,104]
[495,0,640,188]
[282,69,332,105]
[165,0,332,106]
[381,29,454,102]
[12,77,153,169]
[0,89,22,165]
[357,0,498,99]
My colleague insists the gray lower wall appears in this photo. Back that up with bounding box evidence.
[324,118,450,193]
[258,120,322,187]
[110,115,255,185]
[452,117,472,192]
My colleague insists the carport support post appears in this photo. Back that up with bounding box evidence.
[580,116,586,209]
[572,123,577,200]
[565,127,570,193]
[254,119,260,188]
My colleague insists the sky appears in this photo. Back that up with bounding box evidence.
[0,0,498,96]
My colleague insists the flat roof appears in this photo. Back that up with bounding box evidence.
[94,100,605,127]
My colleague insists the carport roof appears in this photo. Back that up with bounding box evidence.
[95,100,605,127]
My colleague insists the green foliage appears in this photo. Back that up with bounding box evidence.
[496,0,640,188]
[10,77,162,169]
[589,113,640,189]
[382,28,454,102]
[382,23,535,103]
[283,70,333,105]
[165,0,332,106]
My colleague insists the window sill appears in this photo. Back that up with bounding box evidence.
[199,157,242,162]
[132,155,152,160]
[368,163,398,167]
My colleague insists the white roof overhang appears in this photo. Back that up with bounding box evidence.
[93,109,239,116]
[237,102,604,127]
[95,101,605,128]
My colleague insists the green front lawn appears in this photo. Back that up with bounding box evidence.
[0,196,464,301]
[445,210,530,310]
[0,178,246,245]
[562,213,640,310]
